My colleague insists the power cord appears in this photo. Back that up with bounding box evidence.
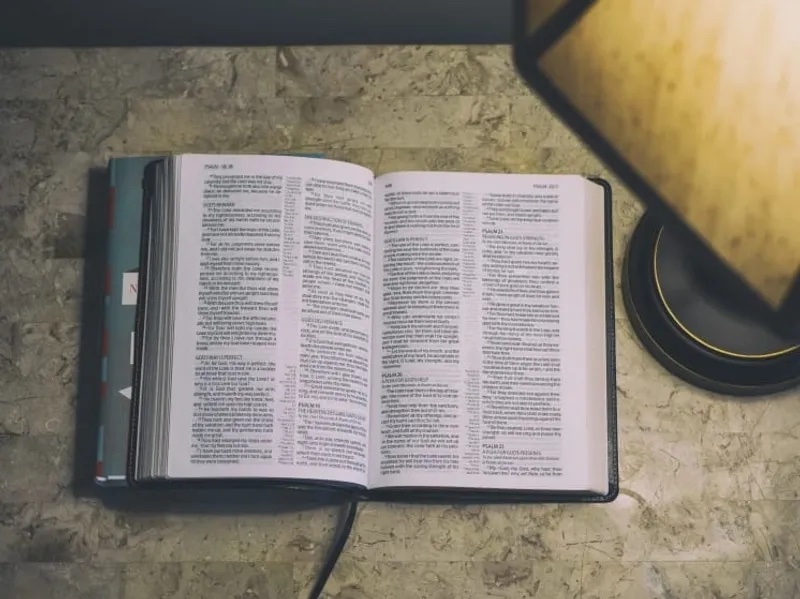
[307,500,359,599]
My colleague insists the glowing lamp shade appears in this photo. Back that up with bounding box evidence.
[514,0,800,388]
[515,0,800,311]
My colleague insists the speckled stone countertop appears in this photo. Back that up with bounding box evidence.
[1,47,799,599]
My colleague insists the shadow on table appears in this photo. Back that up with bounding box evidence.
[90,486,349,514]
[71,167,347,515]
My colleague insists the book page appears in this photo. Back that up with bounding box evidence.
[369,172,608,493]
[167,155,374,486]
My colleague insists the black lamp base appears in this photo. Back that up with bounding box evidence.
[622,213,800,396]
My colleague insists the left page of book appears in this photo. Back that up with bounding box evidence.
[166,154,375,486]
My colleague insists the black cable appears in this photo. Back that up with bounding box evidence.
[308,500,359,599]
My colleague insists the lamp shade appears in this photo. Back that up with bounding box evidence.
[514,0,800,333]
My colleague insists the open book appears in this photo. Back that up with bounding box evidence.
[130,154,617,502]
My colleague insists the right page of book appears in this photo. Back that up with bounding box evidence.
[369,172,608,493]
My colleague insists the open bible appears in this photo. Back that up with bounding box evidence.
[129,154,617,502]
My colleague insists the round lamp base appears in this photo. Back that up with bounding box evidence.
[622,213,800,396]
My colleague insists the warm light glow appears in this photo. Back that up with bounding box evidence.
[531,0,800,306]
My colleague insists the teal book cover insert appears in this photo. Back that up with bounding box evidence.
[97,156,159,485]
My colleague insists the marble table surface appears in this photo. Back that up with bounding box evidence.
[1,47,799,599]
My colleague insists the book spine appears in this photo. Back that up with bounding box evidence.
[95,160,116,484]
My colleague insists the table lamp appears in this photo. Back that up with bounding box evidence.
[514,0,800,395]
